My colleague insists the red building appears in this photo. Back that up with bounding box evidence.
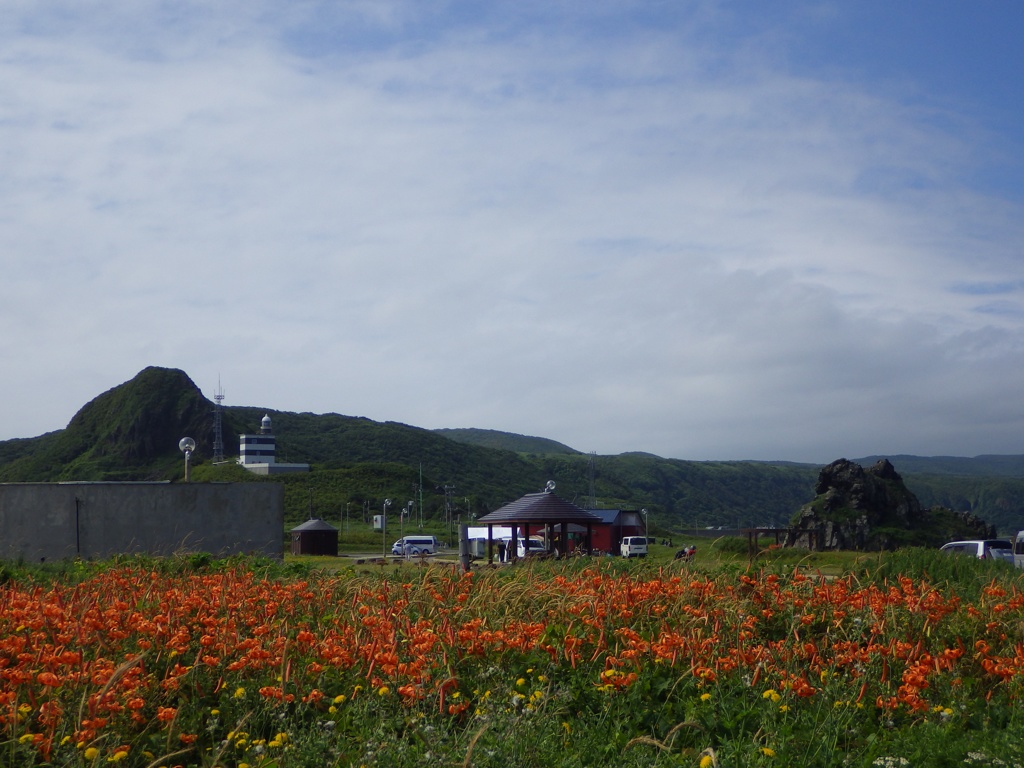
[587,509,646,555]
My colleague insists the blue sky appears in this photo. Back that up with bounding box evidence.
[2,1,1024,463]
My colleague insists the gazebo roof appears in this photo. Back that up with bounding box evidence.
[290,518,338,533]
[477,491,602,525]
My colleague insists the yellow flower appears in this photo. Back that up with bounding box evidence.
[761,747,776,757]
[210,709,220,716]
[700,755,714,768]
[516,677,527,687]
[18,734,35,744]
[779,704,790,713]
[333,694,346,704]
[562,722,571,734]
[700,692,712,702]
[84,747,100,761]
[108,750,129,762]
[377,685,390,696]
[537,675,547,683]
[234,687,246,699]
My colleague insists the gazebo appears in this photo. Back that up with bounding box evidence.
[475,484,602,563]
[289,518,339,556]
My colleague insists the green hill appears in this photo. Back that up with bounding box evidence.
[3,367,1024,534]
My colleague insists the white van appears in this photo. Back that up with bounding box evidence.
[1014,531,1024,569]
[621,536,649,558]
[391,535,441,556]
[517,537,547,558]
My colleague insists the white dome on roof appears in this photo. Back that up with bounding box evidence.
[260,414,272,433]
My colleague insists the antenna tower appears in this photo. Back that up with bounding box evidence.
[212,378,226,463]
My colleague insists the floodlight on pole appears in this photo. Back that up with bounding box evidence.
[179,437,196,482]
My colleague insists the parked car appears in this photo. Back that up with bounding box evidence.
[939,539,1014,563]
[391,535,441,556]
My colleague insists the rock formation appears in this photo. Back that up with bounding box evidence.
[785,458,995,550]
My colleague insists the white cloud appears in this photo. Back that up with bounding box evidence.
[2,1,1024,463]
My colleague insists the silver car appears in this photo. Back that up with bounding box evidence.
[939,539,1014,563]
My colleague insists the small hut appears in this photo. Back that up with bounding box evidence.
[290,518,339,556]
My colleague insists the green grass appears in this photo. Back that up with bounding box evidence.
[3,549,1024,766]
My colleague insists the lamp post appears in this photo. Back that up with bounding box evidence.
[382,498,392,557]
[641,508,648,541]
[178,437,195,482]
[401,501,413,558]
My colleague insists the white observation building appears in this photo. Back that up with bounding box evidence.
[238,414,309,475]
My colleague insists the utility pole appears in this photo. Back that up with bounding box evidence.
[444,483,456,541]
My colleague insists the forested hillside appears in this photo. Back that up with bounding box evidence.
[3,367,1024,533]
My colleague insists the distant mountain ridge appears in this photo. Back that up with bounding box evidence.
[3,366,1024,533]
[433,428,580,455]
[853,454,1024,478]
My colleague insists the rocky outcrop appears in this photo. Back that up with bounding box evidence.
[786,458,996,551]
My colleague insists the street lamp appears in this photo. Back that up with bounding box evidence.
[641,508,648,541]
[401,500,413,558]
[178,437,195,482]
[382,498,392,557]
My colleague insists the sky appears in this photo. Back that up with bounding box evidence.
[2,1,1024,464]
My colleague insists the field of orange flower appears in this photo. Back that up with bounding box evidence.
[1,552,1024,767]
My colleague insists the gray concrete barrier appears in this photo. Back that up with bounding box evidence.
[0,482,283,561]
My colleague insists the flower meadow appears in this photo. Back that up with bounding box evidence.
[1,553,1024,767]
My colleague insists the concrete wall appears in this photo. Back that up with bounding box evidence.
[0,482,284,561]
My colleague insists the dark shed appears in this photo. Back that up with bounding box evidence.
[290,518,339,556]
